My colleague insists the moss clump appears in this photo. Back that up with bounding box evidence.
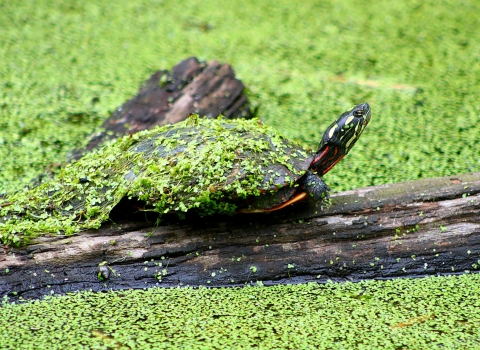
[0,116,310,246]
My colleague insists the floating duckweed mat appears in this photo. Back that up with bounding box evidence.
[1,0,480,347]
[1,0,480,194]
[0,117,310,246]
[2,274,480,349]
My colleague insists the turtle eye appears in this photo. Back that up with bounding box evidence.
[353,109,364,118]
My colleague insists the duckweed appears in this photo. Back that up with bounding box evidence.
[2,274,480,348]
[1,0,480,196]
[1,0,480,348]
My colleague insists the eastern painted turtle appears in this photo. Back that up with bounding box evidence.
[0,103,370,245]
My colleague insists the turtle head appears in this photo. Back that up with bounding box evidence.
[310,103,371,176]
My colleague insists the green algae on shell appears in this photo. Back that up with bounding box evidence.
[0,115,311,246]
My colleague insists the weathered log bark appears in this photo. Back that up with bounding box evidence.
[71,57,252,159]
[1,172,479,301]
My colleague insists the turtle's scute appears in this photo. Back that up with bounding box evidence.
[0,116,312,246]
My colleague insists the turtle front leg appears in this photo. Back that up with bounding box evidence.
[300,171,329,201]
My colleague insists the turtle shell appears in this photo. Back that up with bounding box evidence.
[124,116,313,215]
[0,116,313,245]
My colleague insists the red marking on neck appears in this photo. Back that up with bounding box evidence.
[319,155,344,175]
[312,145,329,166]
[312,145,344,175]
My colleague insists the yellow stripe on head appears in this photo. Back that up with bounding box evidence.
[344,124,359,151]
[344,115,354,125]
[328,124,337,139]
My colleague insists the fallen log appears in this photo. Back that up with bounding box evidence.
[1,172,479,301]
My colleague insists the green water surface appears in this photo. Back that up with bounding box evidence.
[1,0,479,348]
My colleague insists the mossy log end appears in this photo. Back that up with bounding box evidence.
[1,172,479,301]
[71,57,252,159]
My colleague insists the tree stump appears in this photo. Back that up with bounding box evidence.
[2,172,479,301]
